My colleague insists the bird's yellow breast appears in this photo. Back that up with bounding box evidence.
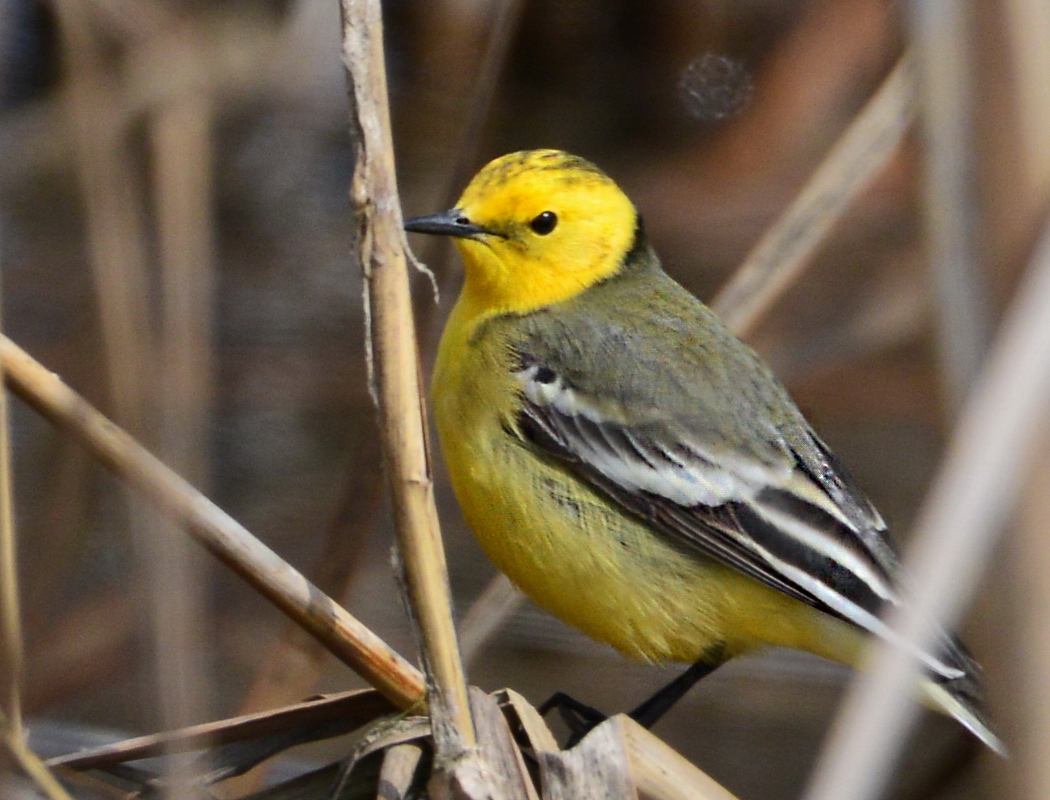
[432,297,861,665]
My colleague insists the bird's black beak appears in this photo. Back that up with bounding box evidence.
[404,208,492,239]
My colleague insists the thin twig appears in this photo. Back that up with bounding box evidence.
[906,2,991,408]
[418,0,528,284]
[459,573,524,668]
[0,155,71,800]
[0,334,426,710]
[712,54,915,338]
[803,210,1050,800]
[340,0,475,756]
[0,265,24,762]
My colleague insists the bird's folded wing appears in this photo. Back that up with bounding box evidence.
[510,355,965,681]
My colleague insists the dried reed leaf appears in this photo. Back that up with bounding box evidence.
[495,688,561,755]
[47,690,394,771]
[466,687,539,800]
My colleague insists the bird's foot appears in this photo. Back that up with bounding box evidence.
[538,691,608,749]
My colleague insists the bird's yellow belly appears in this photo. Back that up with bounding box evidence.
[442,411,856,665]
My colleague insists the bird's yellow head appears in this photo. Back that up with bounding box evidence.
[406,150,638,317]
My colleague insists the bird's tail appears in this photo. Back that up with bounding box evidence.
[922,640,1005,756]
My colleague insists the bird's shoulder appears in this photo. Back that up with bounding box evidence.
[494,250,801,456]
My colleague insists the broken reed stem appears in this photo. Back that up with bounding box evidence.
[712,54,915,338]
[803,211,1050,800]
[340,0,475,753]
[0,334,425,710]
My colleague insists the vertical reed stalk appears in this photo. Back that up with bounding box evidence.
[339,0,476,755]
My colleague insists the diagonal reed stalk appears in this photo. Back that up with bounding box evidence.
[803,210,1050,800]
[0,334,426,710]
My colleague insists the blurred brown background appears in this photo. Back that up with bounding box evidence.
[3,0,1046,797]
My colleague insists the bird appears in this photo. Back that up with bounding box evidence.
[404,148,1002,753]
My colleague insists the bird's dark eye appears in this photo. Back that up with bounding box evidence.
[529,211,558,235]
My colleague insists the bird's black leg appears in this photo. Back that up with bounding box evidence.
[628,655,724,729]
[540,647,725,748]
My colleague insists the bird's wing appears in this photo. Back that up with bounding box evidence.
[509,350,965,681]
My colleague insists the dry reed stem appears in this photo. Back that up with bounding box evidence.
[0,232,70,800]
[803,211,1050,800]
[0,334,426,709]
[1002,0,1050,195]
[51,0,155,429]
[0,282,24,757]
[906,3,990,408]
[340,0,475,755]
[1011,423,1050,797]
[149,32,220,796]
[47,689,393,772]
[620,717,741,800]
[711,54,914,337]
